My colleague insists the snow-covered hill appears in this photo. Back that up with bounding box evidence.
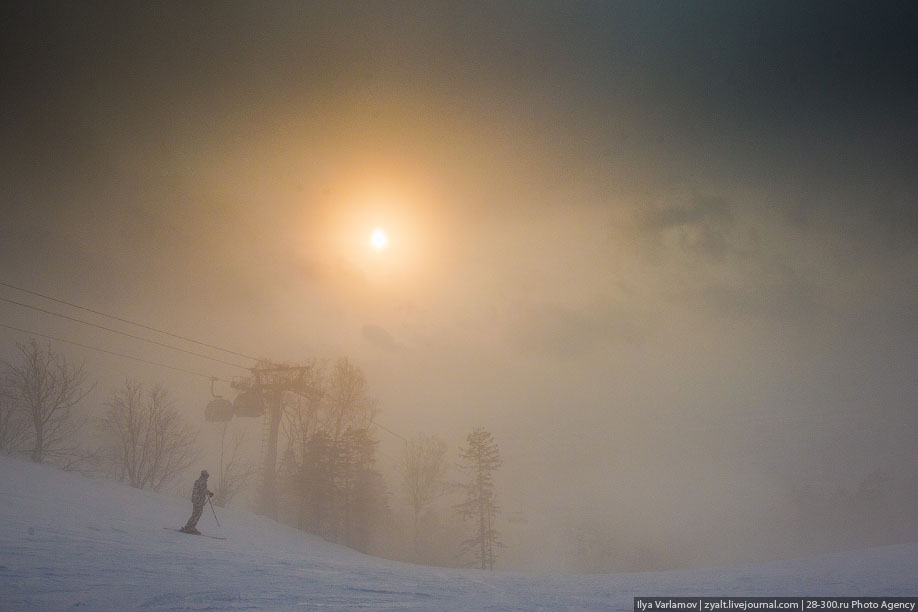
[1,457,916,611]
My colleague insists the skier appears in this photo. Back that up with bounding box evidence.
[181,470,214,534]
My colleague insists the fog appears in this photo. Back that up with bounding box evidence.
[1,1,916,572]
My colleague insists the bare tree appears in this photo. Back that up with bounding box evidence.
[281,363,326,473]
[99,380,199,491]
[280,358,376,467]
[323,357,377,442]
[402,433,448,555]
[213,422,257,507]
[0,385,28,453]
[3,340,93,463]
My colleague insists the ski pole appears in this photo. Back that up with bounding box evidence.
[208,497,221,528]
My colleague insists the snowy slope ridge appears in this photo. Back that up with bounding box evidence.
[1,457,916,612]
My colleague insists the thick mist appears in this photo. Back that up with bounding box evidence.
[1,1,916,573]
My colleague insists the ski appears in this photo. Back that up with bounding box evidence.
[163,527,226,540]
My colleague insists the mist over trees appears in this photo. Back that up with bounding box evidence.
[213,423,257,507]
[0,382,28,453]
[276,358,388,553]
[401,433,448,555]
[5,334,918,574]
[98,380,199,491]
[337,427,388,552]
[0,345,417,559]
[456,427,503,570]
[1,340,93,465]
[0,337,617,572]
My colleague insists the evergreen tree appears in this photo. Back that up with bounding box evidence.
[282,357,381,546]
[297,431,337,539]
[295,426,387,552]
[338,427,388,552]
[455,427,502,570]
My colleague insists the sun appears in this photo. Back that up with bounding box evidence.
[369,227,389,251]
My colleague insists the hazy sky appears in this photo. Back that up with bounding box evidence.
[2,1,916,570]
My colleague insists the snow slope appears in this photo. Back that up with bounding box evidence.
[1,456,916,611]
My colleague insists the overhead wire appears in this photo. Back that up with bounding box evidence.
[1,320,411,460]
[371,420,408,444]
[0,283,412,445]
[0,280,258,361]
[0,322,226,381]
[0,295,249,370]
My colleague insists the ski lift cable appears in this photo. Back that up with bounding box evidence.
[0,285,415,445]
[0,295,249,370]
[0,280,258,362]
[371,420,408,443]
[0,322,227,381]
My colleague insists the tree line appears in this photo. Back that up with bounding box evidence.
[0,339,505,569]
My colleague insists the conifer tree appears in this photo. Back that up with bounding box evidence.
[339,427,387,552]
[297,431,337,538]
[455,427,502,570]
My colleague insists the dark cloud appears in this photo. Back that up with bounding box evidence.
[640,196,736,262]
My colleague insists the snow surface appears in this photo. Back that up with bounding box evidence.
[1,456,916,611]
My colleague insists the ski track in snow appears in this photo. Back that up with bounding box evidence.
[1,456,916,611]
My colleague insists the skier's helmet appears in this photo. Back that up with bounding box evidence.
[201,470,209,478]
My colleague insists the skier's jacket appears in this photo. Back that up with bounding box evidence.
[191,475,212,508]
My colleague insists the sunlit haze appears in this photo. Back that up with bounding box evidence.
[0,1,916,575]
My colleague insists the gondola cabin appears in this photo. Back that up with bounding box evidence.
[204,398,234,422]
[233,390,265,418]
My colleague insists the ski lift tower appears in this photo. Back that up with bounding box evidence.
[207,363,321,520]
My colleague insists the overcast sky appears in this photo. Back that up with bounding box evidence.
[2,1,916,570]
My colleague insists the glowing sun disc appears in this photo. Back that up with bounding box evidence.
[370,227,389,251]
